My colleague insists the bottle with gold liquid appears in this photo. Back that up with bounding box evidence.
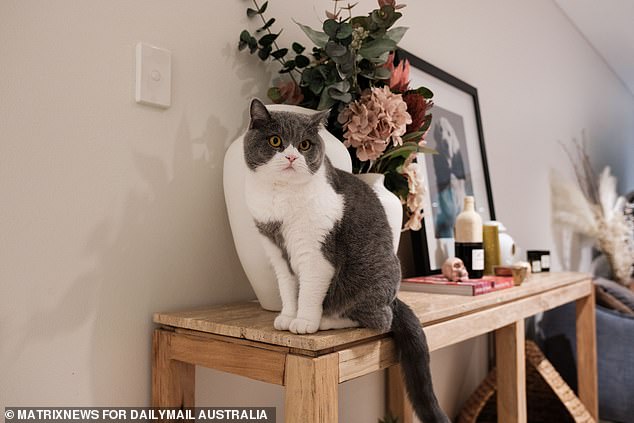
[454,196,484,279]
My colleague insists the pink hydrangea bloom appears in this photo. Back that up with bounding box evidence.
[338,86,412,161]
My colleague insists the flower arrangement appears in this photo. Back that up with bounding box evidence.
[238,0,434,230]
[551,139,634,286]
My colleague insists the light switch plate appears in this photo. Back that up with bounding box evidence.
[135,42,171,108]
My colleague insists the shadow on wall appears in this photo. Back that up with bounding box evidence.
[7,111,256,404]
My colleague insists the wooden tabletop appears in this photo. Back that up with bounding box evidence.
[153,272,590,353]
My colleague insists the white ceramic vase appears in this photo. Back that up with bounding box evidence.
[223,104,352,311]
[355,173,403,253]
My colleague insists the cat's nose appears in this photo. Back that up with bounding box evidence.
[285,155,298,163]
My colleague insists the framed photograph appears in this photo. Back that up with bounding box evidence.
[397,50,496,275]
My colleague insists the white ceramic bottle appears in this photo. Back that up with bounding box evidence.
[454,196,484,278]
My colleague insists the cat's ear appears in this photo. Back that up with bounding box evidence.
[309,109,330,130]
[249,98,271,130]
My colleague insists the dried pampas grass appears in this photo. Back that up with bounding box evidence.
[551,138,634,286]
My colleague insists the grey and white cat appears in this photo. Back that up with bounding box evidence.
[243,99,449,423]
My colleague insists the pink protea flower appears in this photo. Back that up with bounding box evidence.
[338,86,412,161]
[389,59,410,93]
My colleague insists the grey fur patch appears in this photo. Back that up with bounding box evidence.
[244,100,328,173]
[319,158,401,331]
[255,220,294,276]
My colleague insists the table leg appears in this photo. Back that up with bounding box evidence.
[576,288,598,420]
[152,329,195,407]
[387,365,413,423]
[495,319,526,423]
[284,353,338,423]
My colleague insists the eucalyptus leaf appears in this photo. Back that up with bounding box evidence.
[257,18,276,33]
[317,90,336,110]
[258,33,279,46]
[295,54,310,68]
[323,19,339,38]
[292,42,305,54]
[336,23,353,40]
[258,1,268,14]
[366,51,391,64]
[295,21,328,48]
[271,48,288,59]
[325,40,347,57]
[246,8,258,17]
[358,38,397,59]
[240,30,252,43]
[373,67,392,79]
[385,26,408,44]
[329,89,351,102]
[258,45,271,60]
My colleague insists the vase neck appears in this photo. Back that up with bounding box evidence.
[355,172,385,188]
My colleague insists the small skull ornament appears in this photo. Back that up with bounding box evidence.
[442,257,469,282]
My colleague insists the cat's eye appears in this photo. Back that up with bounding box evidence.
[268,135,282,148]
[298,140,311,151]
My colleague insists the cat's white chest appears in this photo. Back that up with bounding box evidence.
[245,168,344,246]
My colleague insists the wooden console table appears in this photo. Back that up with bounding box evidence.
[152,272,597,423]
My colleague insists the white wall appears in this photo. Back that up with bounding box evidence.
[2,0,632,421]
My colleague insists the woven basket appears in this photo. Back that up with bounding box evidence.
[457,341,595,423]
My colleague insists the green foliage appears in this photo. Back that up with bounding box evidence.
[236,0,435,230]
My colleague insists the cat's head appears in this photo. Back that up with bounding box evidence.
[244,99,330,184]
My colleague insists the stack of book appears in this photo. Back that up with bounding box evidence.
[400,275,514,296]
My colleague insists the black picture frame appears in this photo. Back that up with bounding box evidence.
[396,49,496,275]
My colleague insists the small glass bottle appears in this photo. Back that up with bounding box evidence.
[454,196,484,279]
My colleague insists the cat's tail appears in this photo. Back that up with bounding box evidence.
[390,297,450,423]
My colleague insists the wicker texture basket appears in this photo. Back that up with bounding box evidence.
[457,341,595,423]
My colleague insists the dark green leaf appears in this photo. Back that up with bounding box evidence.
[271,48,288,59]
[317,90,336,110]
[328,89,351,102]
[373,67,392,79]
[385,26,408,44]
[407,86,434,99]
[336,23,353,39]
[323,19,339,38]
[325,41,347,57]
[258,33,279,46]
[295,21,329,48]
[420,114,432,132]
[248,37,258,53]
[292,42,305,54]
[358,38,397,59]
[240,30,252,42]
[246,8,258,17]
[258,1,268,14]
[258,45,272,60]
[257,18,276,32]
[295,54,310,68]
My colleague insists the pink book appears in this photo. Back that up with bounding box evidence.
[401,275,514,296]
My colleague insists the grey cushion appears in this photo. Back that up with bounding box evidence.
[594,277,634,311]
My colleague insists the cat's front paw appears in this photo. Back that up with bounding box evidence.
[274,314,295,331]
[289,317,320,334]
